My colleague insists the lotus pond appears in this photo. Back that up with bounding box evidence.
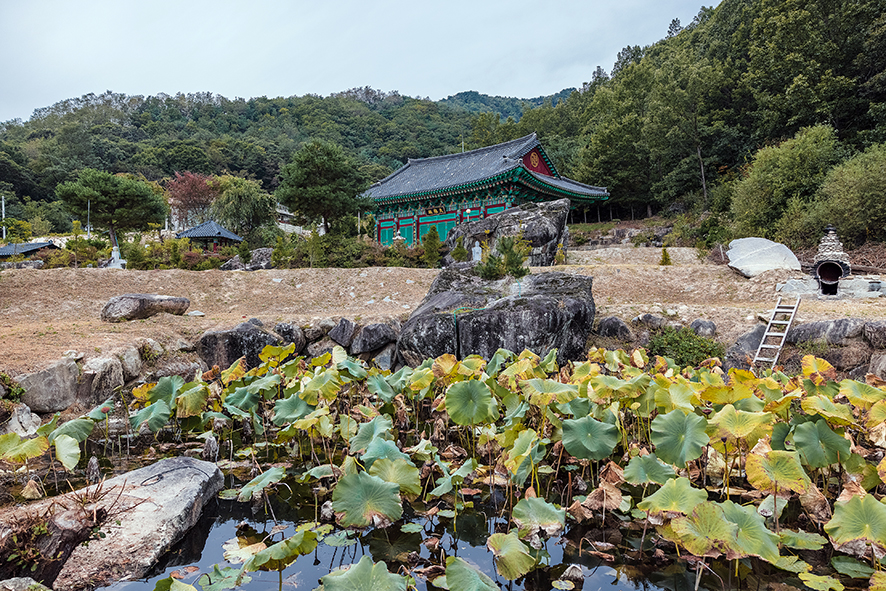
[6,342,886,591]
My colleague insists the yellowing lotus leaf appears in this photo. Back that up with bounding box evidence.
[824,494,886,558]
[486,531,535,580]
[668,502,740,559]
[866,399,886,429]
[706,405,772,454]
[637,477,707,518]
[746,449,810,496]
[801,395,856,427]
[840,379,886,411]
[802,355,837,385]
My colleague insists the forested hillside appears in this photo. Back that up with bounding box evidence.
[1,0,884,248]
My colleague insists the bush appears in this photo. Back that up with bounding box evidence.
[659,247,672,265]
[648,326,725,368]
[451,236,469,262]
[421,226,442,268]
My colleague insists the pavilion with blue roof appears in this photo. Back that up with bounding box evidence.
[176,220,242,251]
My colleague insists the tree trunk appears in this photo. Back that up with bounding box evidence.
[697,144,708,210]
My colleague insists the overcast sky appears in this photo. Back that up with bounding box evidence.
[1,0,709,123]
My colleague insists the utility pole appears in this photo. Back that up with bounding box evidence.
[2,193,5,241]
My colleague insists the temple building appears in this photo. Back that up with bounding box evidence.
[365,133,609,246]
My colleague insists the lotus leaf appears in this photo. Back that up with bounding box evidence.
[801,395,856,427]
[245,529,318,572]
[797,573,844,591]
[831,555,874,579]
[87,399,115,421]
[53,433,80,471]
[258,342,296,366]
[764,391,803,416]
[320,555,407,591]
[311,351,332,366]
[368,458,421,496]
[48,417,94,443]
[719,500,780,562]
[650,410,709,468]
[325,531,359,547]
[407,367,435,398]
[866,399,886,429]
[746,449,810,495]
[802,355,837,384]
[153,579,198,591]
[366,373,396,404]
[637,477,707,517]
[512,497,565,538]
[299,368,340,405]
[871,571,886,591]
[337,357,368,381]
[502,428,546,486]
[486,531,536,580]
[444,556,499,591]
[669,502,740,559]
[224,386,260,413]
[623,453,676,485]
[758,494,788,519]
[361,438,410,470]
[841,453,882,491]
[429,457,478,497]
[175,383,210,418]
[197,565,250,591]
[772,555,812,573]
[349,414,394,454]
[840,379,886,411]
[824,494,886,557]
[237,466,286,502]
[0,434,48,464]
[272,393,315,426]
[706,405,772,454]
[332,472,402,528]
[654,379,700,413]
[129,400,171,434]
[445,379,499,426]
[791,419,851,468]
[520,378,578,406]
[149,375,186,406]
[561,415,618,461]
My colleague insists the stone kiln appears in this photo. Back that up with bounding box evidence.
[813,225,851,295]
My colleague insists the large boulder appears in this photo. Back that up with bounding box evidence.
[724,324,766,371]
[398,268,595,365]
[100,294,190,322]
[274,322,307,354]
[786,318,867,346]
[351,323,398,355]
[219,248,273,271]
[50,457,223,590]
[78,357,124,405]
[443,199,570,267]
[864,321,886,350]
[16,357,80,413]
[726,238,801,278]
[197,319,283,369]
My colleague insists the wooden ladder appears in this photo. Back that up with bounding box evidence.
[753,297,801,369]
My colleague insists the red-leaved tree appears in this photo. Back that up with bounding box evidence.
[166,171,219,228]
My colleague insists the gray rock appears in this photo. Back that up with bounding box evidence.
[52,457,223,591]
[116,345,143,382]
[777,277,819,294]
[724,324,766,371]
[274,322,307,354]
[597,317,634,341]
[149,360,206,382]
[219,247,274,271]
[371,343,398,371]
[17,358,80,413]
[822,345,871,371]
[690,319,717,337]
[443,199,570,267]
[632,313,667,329]
[80,357,124,405]
[100,294,190,323]
[303,324,327,342]
[319,317,337,332]
[864,321,886,350]
[198,321,283,369]
[352,323,399,355]
[726,237,801,278]
[307,336,336,358]
[135,338,164,362]
[0,404,41,437]
[787,318,867,346]
[0,578,52,591]
[398,268,594,365]
[870,354,886,379]
[328,318,357,348]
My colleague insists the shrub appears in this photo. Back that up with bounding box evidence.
[421,226,442,268]
[451,236,469,262]
[648,326,725,368]
[659,247,672,265]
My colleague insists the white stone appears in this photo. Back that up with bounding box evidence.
[726,237,801,278]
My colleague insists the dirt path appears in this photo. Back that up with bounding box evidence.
[1,247,882,375]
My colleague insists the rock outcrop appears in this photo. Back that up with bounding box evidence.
[219,248,273,271]
[100,294,190,322]
[197,319,283,369]
[17,358,80,413]
[726,237,801,278]
[443,199,570,267]
[398,267,595,365]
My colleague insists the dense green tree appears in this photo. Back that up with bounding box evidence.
[55,168,167,247]
[208,175,277,245]
[818,143,886,245]
[421,226,442,268]
[275,140,369,234]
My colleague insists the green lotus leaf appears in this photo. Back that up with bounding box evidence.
[49,417,95,443]
[798,572,844,591]
[237,466,286,502]
[300,368,341,405]
[764,391,803,416]
[842,453,882,491]
[225,386,260,413]
[320,555,407,591]
[129,400,171,434]
[561,415,618,461]
[669,502,740,559]
[705,405,772,454]
[772,555,812,573]
[654,378,701,413]
[332,472,403,528]
[719,500,780,563]
[245,529,318,572]
[35,413,60,437]
[53,433,80,472]
[824,494,886,555]
[839,379,886,411]
[153,578,198,591]
[637,477,707,517]
[337,357,368,382]
[175,383,210,419]
[0,434,48,464]
[791,419,851,468]
[650,410,709,468]
[486,531,536,580]
[444,556,499,591]
[349,414,394,454]
[502,428,546,487]
[801,395,856,427]
[149,375,186,406]
[367,373,396,404]
[324,531,359,547]
[512,497,565,538]
[746,449,810,495]
[272,393,315,426]
[758,494,788,520]
[623,453,676,485]
[368,458,421,496]
[429,458,478,498]
[87,399,115,421]
[197,565,251,591]
[866,399,886,429]
[445,379,499,426]
[362,438,410,470]
[831,555,874,579]
[520,378,578,406]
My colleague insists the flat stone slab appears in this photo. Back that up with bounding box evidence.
[726,237,801,278]
[51,457,222,590]
[101,293,190,322]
